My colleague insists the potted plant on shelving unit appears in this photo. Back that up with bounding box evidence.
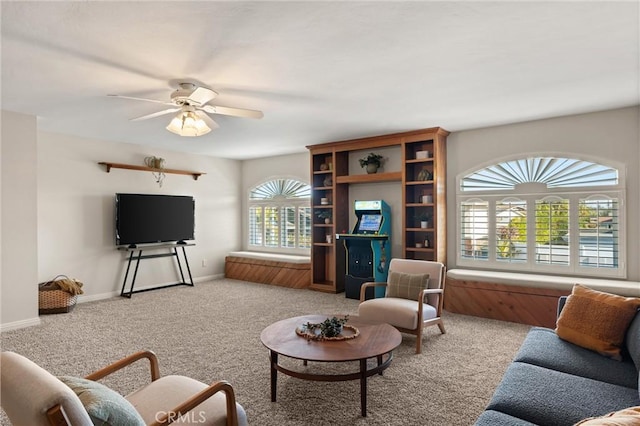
[358,153,385,174]
[315,210,332,224]
[415,212,432,229]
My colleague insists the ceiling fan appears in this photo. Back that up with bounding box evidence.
[108,82,263,137]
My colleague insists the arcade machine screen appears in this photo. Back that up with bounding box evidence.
[358,214,382,234]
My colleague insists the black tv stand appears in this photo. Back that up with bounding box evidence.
[118,243,195,298]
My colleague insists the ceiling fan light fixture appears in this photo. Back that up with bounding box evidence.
[166,110,211,137]
[110,82,262,135]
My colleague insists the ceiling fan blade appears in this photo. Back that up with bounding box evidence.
[198,111,219,129]
[108,94,174,106]
[130,108,181,121]
[188,87,218,106]
[202,105,264,119]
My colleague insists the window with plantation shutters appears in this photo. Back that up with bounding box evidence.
[578,196,619,269]
[535,198,570,266]
[457,156,625,278]
[249,206,263,246]
[248,179,311,252]
[297,207,312,249]
[460,200,489,260]
[496,199,527,263]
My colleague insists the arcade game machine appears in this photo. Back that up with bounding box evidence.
[336,200,391,300]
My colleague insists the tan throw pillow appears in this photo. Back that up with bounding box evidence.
[574,406,640,425]
[386,271,430,301]
[556,284,640,361]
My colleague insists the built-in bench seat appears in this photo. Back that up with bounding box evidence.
[445,269,640,328]
[224,251,311,289]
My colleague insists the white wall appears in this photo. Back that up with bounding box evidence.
[447,106,640,280]
[1,111,40,329]
[37,131,242,302]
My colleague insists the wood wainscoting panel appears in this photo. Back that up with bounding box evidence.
[225,256,311,289]
[444,278,570,328]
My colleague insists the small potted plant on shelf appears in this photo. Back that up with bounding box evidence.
[415,212,432,228]
[358,152,385,174]
[315,210,332,224]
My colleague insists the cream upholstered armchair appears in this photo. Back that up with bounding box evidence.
[358,258,446,354]
[0,350,247,426]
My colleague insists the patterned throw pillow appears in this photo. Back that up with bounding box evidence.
[58,376,145,426]
[574,406,640,425]
[556,284,640,361]
[386,271,430,301]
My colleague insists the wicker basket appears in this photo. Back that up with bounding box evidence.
[38,276,79,315]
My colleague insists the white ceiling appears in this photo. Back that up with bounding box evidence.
[1,1,638,160]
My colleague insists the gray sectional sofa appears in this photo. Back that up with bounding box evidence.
[475,298,640,425]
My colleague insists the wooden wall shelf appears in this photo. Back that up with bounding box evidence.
[98,162,205,180]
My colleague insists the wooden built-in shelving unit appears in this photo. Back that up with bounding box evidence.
[306,127,449,294]
[98,162,205,180]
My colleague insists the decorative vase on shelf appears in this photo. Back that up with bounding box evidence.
[420,221,428,229]
[366,163,378,174]
[324,218,331,224]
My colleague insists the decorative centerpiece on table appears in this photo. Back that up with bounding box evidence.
[296,315,360,341]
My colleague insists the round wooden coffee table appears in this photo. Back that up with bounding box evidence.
[260,314,402,417]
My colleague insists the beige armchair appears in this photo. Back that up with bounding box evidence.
[358,258,446,354]
[0,350,247,426]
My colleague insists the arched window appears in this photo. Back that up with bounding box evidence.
[248,178,311,251]
[457,156,625,278]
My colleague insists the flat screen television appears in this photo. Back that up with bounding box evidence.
[357,214,382,234]
[115,193,195,247]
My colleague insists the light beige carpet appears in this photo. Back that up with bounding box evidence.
[0,279,531,425]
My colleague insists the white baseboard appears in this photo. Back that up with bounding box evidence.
[195,273,224,282]
[77,275,224,304]
[1,317,41,332]
[78,291,120,303]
